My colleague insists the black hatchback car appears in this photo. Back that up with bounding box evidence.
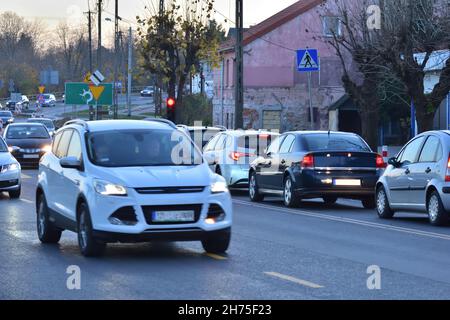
[248,131,386,208]
[3,123,52,167]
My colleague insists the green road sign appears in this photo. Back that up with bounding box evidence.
[65,82,113,106]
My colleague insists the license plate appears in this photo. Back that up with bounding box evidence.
[151,210,195,222]
[334,179,361,186]
[23,154,39,159]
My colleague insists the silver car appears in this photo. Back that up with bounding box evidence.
[0,136,21,198]
[376,131,450,226]
[203,130,279,188]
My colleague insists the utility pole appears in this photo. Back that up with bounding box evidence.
[127,27,133,117]
[97,0,102,70]
[85,8,94,121]
[85,10,93,73]
[113,0,119,119]
[156,0,164,117]
[234,0,244,129]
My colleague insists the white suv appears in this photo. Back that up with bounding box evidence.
[36,119,232,257]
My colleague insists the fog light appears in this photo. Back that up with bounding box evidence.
[205,218,216,224]
[321,179,333,184]
[108,217,124,225]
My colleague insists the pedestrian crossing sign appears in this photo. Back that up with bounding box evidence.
[297,49,319,72]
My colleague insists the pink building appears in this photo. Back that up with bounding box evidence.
[213,0,359,132]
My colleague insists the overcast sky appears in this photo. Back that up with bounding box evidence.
[0,0,299,30]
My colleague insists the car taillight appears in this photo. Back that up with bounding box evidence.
[445,154,450,182]
[376,154,386,168]
[302,154,314,168]
[229,151,254,161]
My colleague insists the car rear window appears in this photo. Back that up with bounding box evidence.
[0,111,12,116]
[303,133,370,152]
[236,134,276,156]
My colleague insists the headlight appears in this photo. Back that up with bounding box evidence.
[41,145,52,153]
[7,119,13,123]
[93,179,127,196]
[1,163,20,173]
[210,180,228,194]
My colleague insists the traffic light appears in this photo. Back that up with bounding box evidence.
[166,97,176,122]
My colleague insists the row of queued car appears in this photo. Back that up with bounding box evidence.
[0,117,56,198]
[193,126,450,227]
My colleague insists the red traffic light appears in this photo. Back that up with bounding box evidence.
[167,97,176,108]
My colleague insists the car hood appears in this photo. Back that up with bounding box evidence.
[0,152,16,165]
[5,138,52,148]
[92,163,212,188]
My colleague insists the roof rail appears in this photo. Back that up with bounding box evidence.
[63,119,90,131]
[143,117,177,129]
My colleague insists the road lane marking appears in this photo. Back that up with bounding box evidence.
[264,271,323,288]
[183,248,227,260]
[21,174,32,179]
[20,198,34,204]
[204,253,228,260]
[234,199,450,241]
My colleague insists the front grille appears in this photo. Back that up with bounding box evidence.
[135,186,205,194]
[19,148,41,154]
[142,204,202,225]
[0,179,19,188]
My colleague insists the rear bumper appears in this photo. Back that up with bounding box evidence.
[221,164,249,187]
[92,227,231,243]
[292,169,379,199]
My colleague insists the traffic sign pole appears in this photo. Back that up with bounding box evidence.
[308,71,313,129]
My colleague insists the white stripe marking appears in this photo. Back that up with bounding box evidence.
[234,199,450,241]
[20,198,34,204]
[264,271,323,288]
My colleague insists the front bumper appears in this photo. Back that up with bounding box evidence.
[93,227,230,243]
[11,152,44,167]
[87,186,233,238]
[0,170,21,191]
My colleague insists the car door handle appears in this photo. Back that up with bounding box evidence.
[405,168,410,174]
[425,167,431,174]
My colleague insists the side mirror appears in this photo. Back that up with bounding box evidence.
[388,157,399,167]
[60,156,82,170]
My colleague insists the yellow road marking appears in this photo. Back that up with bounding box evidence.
[264,272,323,289]
[204,253,228,260]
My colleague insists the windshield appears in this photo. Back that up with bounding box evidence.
[0,111,12,117]
[28,119,54,128]
[0,139,7,152]
[87,129,202,167]
[303,133,370,152]
[43,94,51,99]
[6,125,50,139]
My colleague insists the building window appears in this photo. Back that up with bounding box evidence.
[322,16,342,37]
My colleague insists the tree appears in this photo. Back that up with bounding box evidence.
[136,0,224,121]
[331,0,450,139]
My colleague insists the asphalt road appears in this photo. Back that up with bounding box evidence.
[2,170,450,299]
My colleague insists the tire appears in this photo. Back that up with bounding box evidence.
[362,196,376,209]
[9,187,21,199]
[202,228,231,254]
[249,172,264,202]
[323,196,337,205]
[283,176,301,208]
[37,194,62,243]
[427,191,448,226]
[77,202,106,257]
[376,186,394,219]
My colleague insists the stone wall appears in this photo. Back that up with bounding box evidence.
[213,85,346,132]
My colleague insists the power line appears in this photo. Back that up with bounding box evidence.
[205,0,297,52]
